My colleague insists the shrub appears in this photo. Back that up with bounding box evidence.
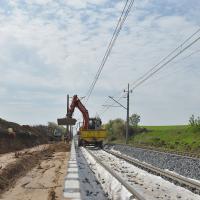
[189,115,200,132]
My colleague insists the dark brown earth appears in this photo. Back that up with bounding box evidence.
[0,118,49,154]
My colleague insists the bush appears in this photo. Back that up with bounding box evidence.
[105,117,148,143]
[189,115,200,132]
[105,118,126,139]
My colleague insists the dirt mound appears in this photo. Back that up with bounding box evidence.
[0,118,49,154]
[0,118,48,137]
[54,142,71,152]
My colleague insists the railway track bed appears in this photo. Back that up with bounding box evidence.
[106,149,200,194]
[105,144,200,181]
[81,147,200,200]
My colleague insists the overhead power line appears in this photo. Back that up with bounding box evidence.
[99,91,126,115]
[85,0,135,103]
[130,28,200,88]
[99,27,200,115]
[140,49,200,87]
[131,33,200,90]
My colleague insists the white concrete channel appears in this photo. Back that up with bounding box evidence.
[63,140,107,200]
[63,141,81,199]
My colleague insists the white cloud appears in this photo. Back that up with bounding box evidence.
[64,0,107,9]
[0,0,199,125]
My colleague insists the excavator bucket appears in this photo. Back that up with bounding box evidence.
[57,117,76,125]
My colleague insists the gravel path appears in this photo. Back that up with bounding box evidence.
[105,144,200,181]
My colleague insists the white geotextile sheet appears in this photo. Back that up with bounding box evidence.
[81,148,135,200]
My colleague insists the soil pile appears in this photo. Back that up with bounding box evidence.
[0,118,49,153]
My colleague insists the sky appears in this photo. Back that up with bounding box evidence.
[0,0,199,126]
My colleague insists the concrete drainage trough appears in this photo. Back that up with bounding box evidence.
[63,141,81,200]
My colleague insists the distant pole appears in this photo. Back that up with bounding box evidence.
[124,83,132,144]
[67,94,69,139]
[70,125,72,139]
[108,83,132,145]
[67,94,69,114]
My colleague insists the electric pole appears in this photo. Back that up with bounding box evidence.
[67,94,69,139]
[124,83,132,144]
[108,83,132,144]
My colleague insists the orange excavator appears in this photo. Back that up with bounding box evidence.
[59,95,106,147]
[67,95,90,130]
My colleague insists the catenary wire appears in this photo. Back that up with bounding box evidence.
[85,0,135,103]
[99,28,200,115]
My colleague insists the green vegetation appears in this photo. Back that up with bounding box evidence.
[105,116,146,142]
[130,125,200,153]
[105,118,126,141]
[189,115,200,132]
[105,116,200,154]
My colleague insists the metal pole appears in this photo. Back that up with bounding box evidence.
[70,126,72,139]
[126,83,130,144]
[107,85,131,144]
[67,94,69,139]
[67,94,69,114]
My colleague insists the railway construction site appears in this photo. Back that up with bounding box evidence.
[0,118,200,200]
[0,0,200,200]
[0,94,199,200]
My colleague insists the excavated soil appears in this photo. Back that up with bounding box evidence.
[0,118,49,154]
[0,142,69,200]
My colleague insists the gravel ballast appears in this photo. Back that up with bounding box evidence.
[105,144,200,181]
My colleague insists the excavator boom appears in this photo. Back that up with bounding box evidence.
[68,95,89,130]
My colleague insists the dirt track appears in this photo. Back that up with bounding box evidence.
[0,143,69,200]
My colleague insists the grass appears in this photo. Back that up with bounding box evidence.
[128,125,200,154]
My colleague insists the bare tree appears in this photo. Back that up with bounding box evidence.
[129,114,140,127]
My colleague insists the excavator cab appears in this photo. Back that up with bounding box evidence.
[88,118,102,130]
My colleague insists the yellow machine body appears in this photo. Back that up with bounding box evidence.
[80,129,107,142]
[78,129,107,147]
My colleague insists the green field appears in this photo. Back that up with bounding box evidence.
[129,125,200,153]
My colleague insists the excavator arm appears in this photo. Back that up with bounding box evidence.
[68,95,89,130]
